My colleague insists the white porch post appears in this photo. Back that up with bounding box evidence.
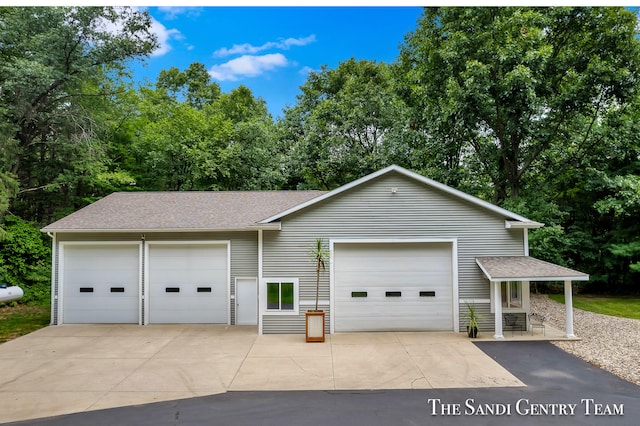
[564,280,575,338]
[493,281,504,339]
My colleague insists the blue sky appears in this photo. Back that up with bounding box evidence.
[132,7,424,117]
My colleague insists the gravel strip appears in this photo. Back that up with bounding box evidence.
[530,293,640,386]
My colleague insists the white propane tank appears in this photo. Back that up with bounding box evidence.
[0,285,24,303]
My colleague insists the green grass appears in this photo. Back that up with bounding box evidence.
[0,304,50,343]
[548,294,640,320]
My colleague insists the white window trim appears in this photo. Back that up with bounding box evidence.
[490,280,530,313]
[261,278,299,315]
[503,281,522,309]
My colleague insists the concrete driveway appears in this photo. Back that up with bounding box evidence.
[6,340,638,426]
[0,325,522,423]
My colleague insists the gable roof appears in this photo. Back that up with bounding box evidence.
[42,191,326,232]
[42,165,542,233]
[259,165,541,226]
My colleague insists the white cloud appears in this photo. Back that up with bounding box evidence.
[156,7,203,21]
[209,54,289,81]
[94,7,180,58]
[214,35,316,57]
[149,18,182,57]
[299,66,316,76]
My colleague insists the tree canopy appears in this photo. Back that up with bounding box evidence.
[397,7,640,203]
[0,6,158,223]
[1,6,640,297]
[279,58,410,189]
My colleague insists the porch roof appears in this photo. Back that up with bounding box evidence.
[476,256,589,282]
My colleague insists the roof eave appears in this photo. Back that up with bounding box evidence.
[486,275,590,282]
[505,220,545,229]
[40,223,281,233]
[475,257,590,282]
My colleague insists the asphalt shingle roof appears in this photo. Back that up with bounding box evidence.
[476,256,589,281]
[42,191,327,231]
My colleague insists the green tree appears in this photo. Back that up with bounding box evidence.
[156,62,221,109]
[113,68,283,191]
[0,6,158,223]
[279,58,410,189]
[398,7,640,203]
[0,175,18,239]
[0,216,51,303]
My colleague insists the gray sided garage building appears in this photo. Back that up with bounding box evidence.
[44,165,582,336]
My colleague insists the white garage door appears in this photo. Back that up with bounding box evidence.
[62,244,140,324]
[148,243,228,323]
[334,242,453,332]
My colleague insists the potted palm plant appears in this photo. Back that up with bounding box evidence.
[466,302,480,338]
[306,238,328,342]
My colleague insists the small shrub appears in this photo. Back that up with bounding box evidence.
[0,216,51,305]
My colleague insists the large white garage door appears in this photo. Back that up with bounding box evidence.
[62,244,140,324]
[334,242,453,332]
[148,243,228,323]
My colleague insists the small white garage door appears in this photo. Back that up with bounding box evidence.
[148,243,228,323]
[62,244,140,324]
[334,242,453,332]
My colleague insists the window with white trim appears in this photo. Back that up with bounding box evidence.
[501,281,522,308]
[263,278,299,314]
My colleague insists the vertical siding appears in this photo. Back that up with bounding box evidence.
[54,231,258,325]
[262,171,525,334]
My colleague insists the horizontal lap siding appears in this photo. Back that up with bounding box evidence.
[263,304,331,334]
[262,172,524,334]
[460,303,493,334]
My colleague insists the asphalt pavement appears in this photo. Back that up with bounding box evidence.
[6,341,639,426]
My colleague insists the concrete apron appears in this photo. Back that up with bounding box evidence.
[0,325,523,423]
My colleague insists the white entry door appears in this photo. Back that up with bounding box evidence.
[236,277,258,325]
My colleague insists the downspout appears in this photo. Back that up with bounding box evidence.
[46,232,57,325]
[258,229,263,335]
[140,234,146,326]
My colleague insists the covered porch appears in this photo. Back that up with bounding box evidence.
[476,256,589,340]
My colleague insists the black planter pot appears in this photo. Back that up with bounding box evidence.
[467,325,478,338]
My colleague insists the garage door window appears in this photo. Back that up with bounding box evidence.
[265,279,298,313]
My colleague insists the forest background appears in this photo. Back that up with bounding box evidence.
[1,6,640,304]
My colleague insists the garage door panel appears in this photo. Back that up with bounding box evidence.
[334,242,454,332]
[65,270,137,287]
[63,307,139,324]
[148,244,228,324]
[62,244,140,324]
[335,271,452,287]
